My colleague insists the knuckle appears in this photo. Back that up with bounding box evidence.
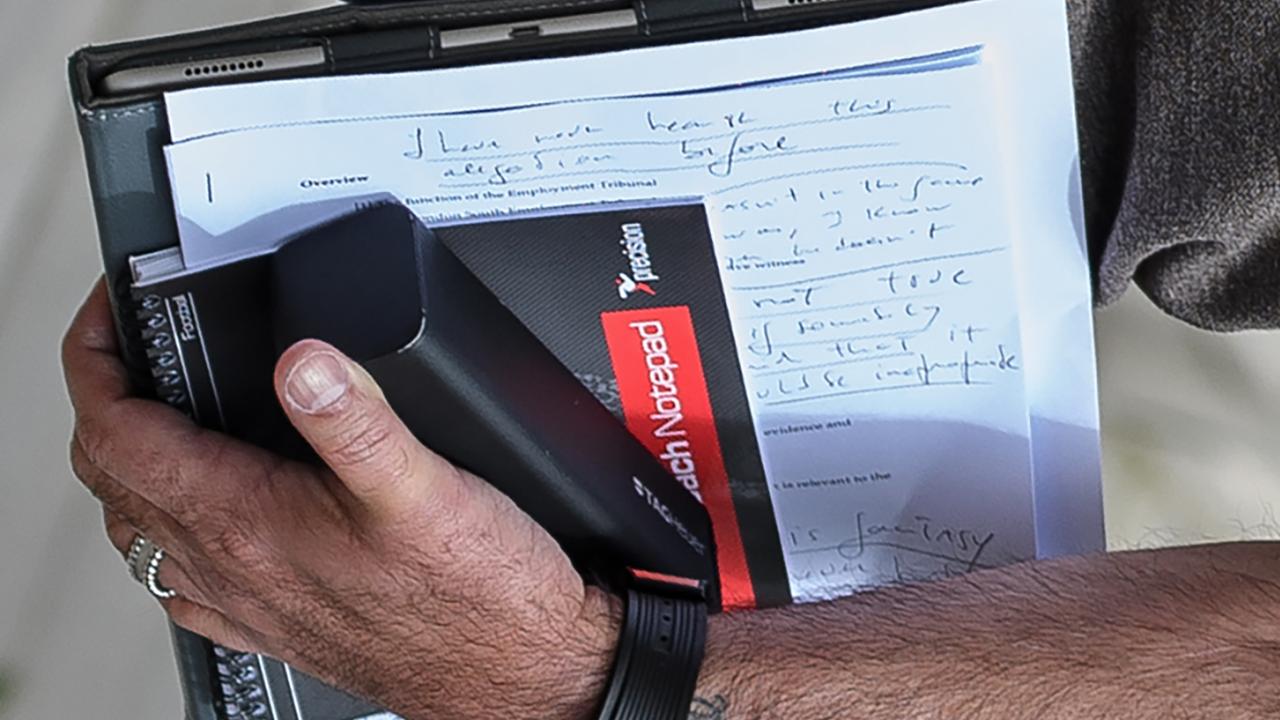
[103,513,132,546]
[71,442,123,507]
[163,438,235,524]
[166,492,207,533]
[183,429,230,471]
[197,514,262,566]
[73,415,113,471]
[69,438,95,483]
[59,325,83,367]
[381,443,417,486]
[149,454,201,521]
[61,317,110,364]
[190,505,234,550]
[426,464,473,523]
[327,409,400,472]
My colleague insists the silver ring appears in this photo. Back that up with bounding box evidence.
[145,548,179,600]
[126,536,150,578]
[127,535,155,584]
[127,535,178,600]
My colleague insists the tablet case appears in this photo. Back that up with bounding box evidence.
[69,2,960,718]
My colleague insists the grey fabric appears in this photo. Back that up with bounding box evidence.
[1070,0,1280,330]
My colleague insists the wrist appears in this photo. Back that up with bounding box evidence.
[553,586,625,720]
[687,612,746,718]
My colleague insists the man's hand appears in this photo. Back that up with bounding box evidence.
[63,280,620,720]
[63,279,1280,720]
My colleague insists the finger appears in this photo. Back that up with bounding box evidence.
[104,507,146,556]
[103,509,216,609]
[62,278,131,414]
[62,280,260,523]
[68,358,287,536]
[274,340,467,523]
[75,438,192,558]
[167,598,262,656]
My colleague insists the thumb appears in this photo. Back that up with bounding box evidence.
[274,340,464,522]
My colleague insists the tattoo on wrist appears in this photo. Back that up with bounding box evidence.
[689,694,730,719]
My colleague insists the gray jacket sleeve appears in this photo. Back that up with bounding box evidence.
[1069,0,1280,330]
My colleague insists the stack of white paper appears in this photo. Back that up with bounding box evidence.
[160,0,1103,603]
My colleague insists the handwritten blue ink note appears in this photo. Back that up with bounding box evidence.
[161,0,1100,601]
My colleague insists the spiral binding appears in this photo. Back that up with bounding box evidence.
[213,646,272,719]
[135,292,266,717]
[134,293,195,417]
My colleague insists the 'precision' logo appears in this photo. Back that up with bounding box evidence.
[615,223,660,300]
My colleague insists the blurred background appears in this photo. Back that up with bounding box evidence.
[1,0,1278,717]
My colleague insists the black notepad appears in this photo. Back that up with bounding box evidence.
[130,200,761,720]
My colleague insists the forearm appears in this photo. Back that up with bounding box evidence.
[692,544,1280,719]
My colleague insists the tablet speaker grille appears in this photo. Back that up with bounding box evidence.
[182,58,267,78]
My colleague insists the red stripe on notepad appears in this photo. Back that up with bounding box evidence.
[601,306,755,610]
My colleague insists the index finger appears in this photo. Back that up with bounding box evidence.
[61,279,292,529]
[61,278,130,414]
[61,279,203,494]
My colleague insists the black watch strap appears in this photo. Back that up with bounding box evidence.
[597,573,709,720]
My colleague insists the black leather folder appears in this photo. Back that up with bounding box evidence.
[69,1,961,717]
